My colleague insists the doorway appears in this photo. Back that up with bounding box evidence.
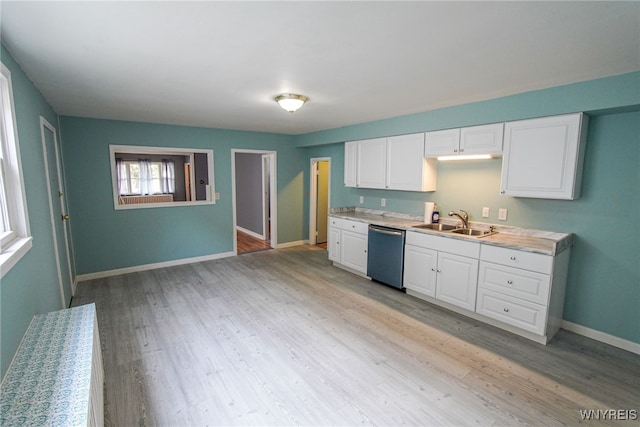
[232,150,277,254]
[40,117,74,307]
[309,158,331,248]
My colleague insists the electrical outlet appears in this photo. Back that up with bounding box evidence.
[482,207,490,218]
[498,208,508,221]
[359,196,364,204]
[381,198,386,207]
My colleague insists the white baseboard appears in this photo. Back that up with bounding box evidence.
[236,225,265,240]
[562,321,640,355]
[75,251,236,283]
[276,240,305,249]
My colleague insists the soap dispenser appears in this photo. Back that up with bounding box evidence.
[432,204,440,224]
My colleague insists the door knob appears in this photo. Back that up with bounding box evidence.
[61,214,70,221]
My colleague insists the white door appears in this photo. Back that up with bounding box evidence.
[425,128,460,156]
[328,226,341,262]
[344,141,357,187]
[40,117,73,307]
[435,252,479,311]
[460,123,504,154]
[500,113,585,199]
[340,230,368,273]
[403,245,438,297]
[386,133,426,191]
[357,138,387,189]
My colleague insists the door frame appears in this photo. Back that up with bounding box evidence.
[231,149,277,253]
[40,116,73,307]
[309,157,331,245]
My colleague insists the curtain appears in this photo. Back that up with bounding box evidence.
[138,159,152,195]
[160,160,175,194]
[116,159,128,195]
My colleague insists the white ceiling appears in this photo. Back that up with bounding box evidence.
[1,1,639,135]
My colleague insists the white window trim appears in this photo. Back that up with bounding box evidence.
[109,145,215,210]
[1,62,32,278]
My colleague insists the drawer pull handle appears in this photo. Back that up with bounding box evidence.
[507,280,513,285]
[436,269,441,273]
[431,268,436,272]
[510,256,517,261]
[503,308,510,313]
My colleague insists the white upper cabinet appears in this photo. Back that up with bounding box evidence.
[425,123,504,157]
[357,137,387,189]
[345,134,437,191]
[424,128,461,156]
[460,123,504,154]
[500,113,588,200]
[386,133,436,191]
[344,140,358,187]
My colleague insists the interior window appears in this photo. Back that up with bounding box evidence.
[109,145,215,209]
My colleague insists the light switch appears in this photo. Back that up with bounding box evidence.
[498,208,508,221]
[215,192,221,200]
[482,207,490,218]
[359,196,364,204]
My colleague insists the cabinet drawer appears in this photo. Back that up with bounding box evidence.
[478,261,550,305]
[476,289,546,335]
[480,244,552,274]
[329,216,342,228]
[341,219,369,235]
[406,231,480,258]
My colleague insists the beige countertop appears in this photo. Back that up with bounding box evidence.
[329,207,574,256]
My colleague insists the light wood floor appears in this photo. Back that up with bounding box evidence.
[236,230,272,254]
[72,246,640,426]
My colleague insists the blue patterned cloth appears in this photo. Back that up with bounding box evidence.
[0,304,97,426]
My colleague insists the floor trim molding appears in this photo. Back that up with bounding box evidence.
[236,226,265,240]
[276,240,306,249]
[562,320,640,355]
[75,251,236,283]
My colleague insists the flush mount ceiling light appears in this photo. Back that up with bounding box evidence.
[275,93,308,113]
[437,154,493,161]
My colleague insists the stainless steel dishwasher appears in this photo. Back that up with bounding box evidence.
[367,225,406,289]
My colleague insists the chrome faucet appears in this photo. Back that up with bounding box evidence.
[448,209,469,229]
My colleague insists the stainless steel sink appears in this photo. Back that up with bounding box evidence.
[412,223,457,231]
[449,228,495,237]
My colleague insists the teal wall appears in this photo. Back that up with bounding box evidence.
[2,40,638,381]
[297,74,640,344]
[1,46,67,376]
[59,117,305,275]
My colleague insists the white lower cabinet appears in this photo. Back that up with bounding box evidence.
[404,231,570,344]
[476,244,569,342]
[404,232,480,311]
[328,216,368,274]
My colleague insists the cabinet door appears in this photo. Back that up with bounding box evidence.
[386,133,436,191]
[403,245,438,297]
[425,128,460,156]
[435,252,479,311]
[500,113,587,199]
[460,123,504,154]
[344,141,358,187]
[357,138,387,189]
[328,226,341,262]
[340,230,368,273]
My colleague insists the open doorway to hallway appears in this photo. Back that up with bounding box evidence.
[310,158,331,250]
[232,150,277,254]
